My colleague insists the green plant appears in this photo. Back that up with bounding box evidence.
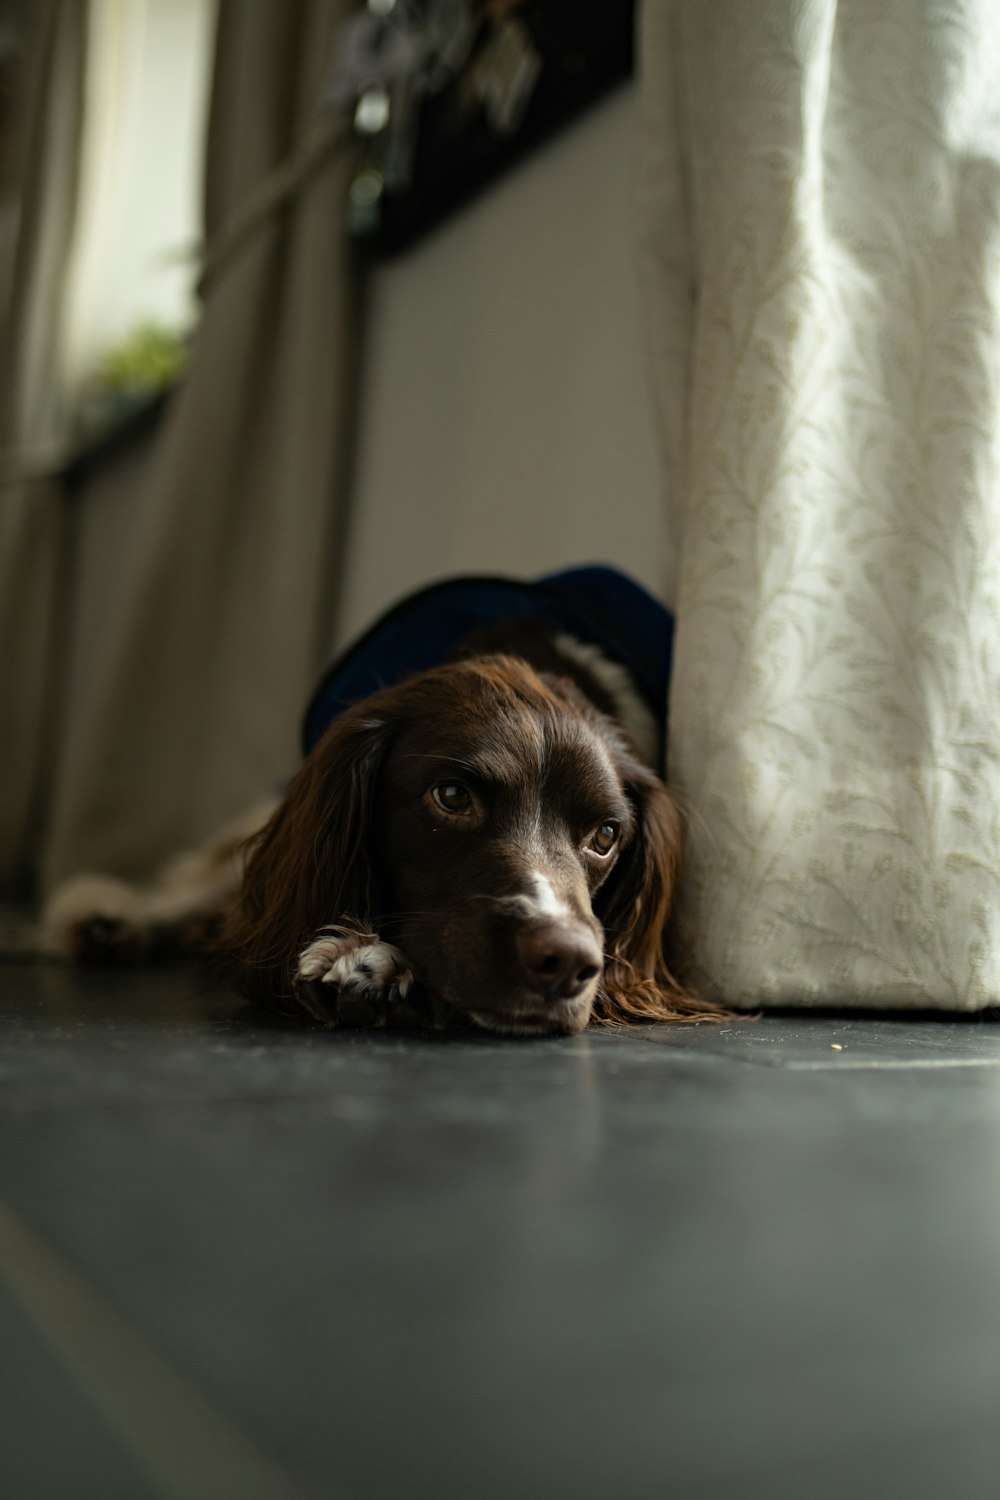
[98,320,189,394]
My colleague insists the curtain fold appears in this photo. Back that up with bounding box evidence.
[0,1,86,895]
[639,0,1000,1008]
[42,0,360,888]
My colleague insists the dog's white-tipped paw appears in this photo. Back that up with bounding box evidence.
[295,928,414,1026]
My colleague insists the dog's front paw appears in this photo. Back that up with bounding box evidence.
[295,927,415,1028]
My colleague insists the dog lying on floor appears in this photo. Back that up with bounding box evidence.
[43,568,725,1036]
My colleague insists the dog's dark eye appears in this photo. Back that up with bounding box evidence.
[432,783,473,815]
[589,821,620,856]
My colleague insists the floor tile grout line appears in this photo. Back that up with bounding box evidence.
[0,1199,330,1500]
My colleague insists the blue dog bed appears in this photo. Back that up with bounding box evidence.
[303,565,675,758]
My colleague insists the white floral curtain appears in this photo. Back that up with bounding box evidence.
[639,0,1000,1009]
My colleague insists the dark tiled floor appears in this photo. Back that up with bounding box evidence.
[2,961,999,1499]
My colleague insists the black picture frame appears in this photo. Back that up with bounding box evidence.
[344,1,635,254]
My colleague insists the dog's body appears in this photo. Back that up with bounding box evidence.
[44,578,723,1036]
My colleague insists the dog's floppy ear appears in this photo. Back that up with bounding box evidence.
[217,705,393,1012]
[592,757,725,1025]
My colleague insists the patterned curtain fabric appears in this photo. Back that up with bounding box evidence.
[638,0,1000,1009]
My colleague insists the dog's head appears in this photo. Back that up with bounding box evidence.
[222,655,704,1035]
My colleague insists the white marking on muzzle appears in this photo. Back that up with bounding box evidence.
[488,872,575,923]
[527,872,570,920]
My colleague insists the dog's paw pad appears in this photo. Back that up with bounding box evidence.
[295,932,413,1027]
[69,915,146,964]
[41,875,147,961]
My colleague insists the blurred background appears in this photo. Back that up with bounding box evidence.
[1,0,672,902]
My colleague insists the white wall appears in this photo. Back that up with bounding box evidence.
[334,84,673,649]
[59,86,675,751]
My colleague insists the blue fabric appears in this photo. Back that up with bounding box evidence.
[302,566,675,755]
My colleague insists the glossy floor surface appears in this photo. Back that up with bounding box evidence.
[2,961,999,1499]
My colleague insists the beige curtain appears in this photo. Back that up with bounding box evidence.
[42,0,360,888]
[639,0,1000,1009]
[0,2,86,895]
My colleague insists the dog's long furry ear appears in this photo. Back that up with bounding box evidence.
[592,758,727,1025]
[216,706,392,1012]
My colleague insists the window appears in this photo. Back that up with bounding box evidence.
[62,0,217,436]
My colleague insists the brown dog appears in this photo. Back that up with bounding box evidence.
[43,606,723,1035]
[217,646,721,1035]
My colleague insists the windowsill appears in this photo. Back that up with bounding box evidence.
[60,386,175,493]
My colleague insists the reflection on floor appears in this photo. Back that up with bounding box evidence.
[1,960,999,1500]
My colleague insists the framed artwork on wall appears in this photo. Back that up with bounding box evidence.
[332,0,635,253]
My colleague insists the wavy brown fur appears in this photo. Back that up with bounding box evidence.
[591,746,728,1025]
[215,705,389,1012]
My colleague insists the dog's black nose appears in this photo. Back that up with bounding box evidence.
[515,920,603,1000]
